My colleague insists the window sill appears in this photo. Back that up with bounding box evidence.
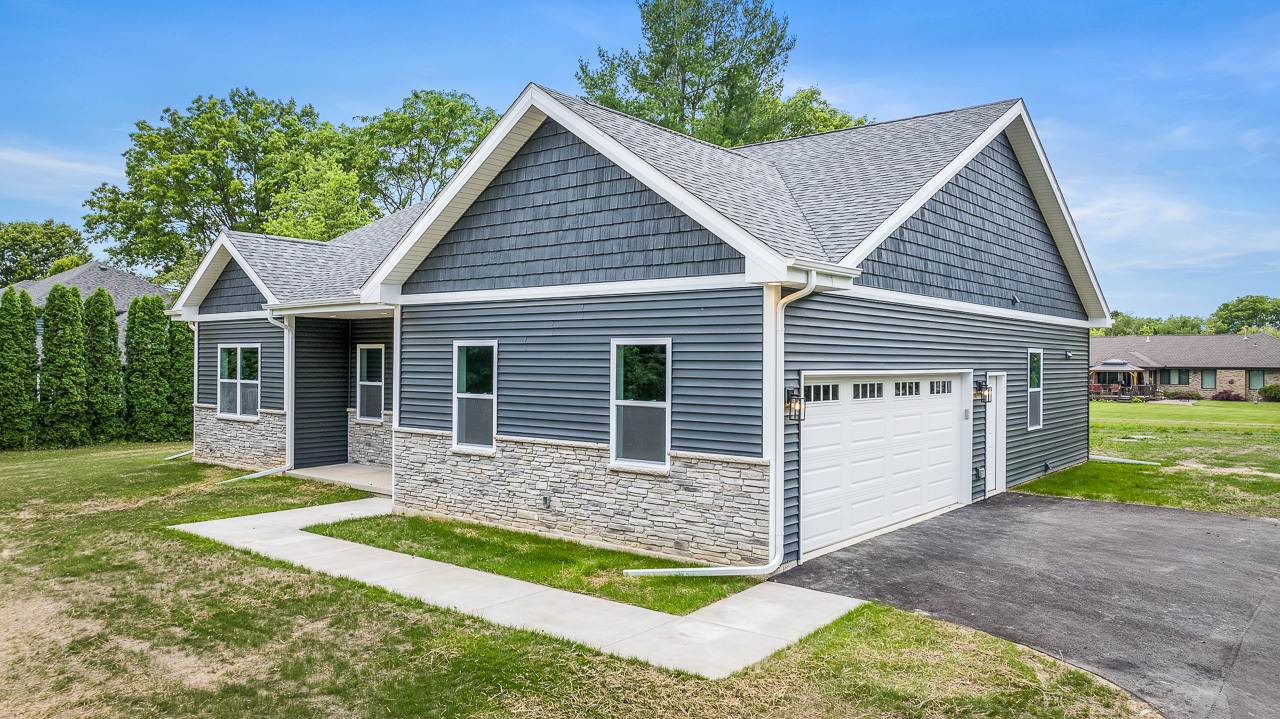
[353,417,385,425]
[450,445,496,458]
[216,414,260,423]
[608,462,670,477]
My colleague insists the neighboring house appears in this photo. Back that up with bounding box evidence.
[1090,334,1280,400]
[11,260,168,343]
[168,84,1110,568]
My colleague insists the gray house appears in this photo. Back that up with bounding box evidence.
[13,260,168,342]
[168,84,1110,569]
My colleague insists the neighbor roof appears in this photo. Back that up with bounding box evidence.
[1090,334,1280,370]
[12,260,166,314]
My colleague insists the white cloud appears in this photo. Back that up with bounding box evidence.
[0,145,122,207]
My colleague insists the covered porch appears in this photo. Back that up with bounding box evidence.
[1089,358,1156,400]
[287,463,391,496]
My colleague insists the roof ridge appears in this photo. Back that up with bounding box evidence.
[735,99,1022,149]
[226,230,334,247]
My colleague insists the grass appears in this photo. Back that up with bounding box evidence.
[308,515,758,615]
[1019,400,1280,517]
[0,442,1152,717]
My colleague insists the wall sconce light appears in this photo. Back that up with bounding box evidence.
[974,380,993,404]
[785,387,806,421]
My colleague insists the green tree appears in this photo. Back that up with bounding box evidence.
[83,287,124,442]
[0,288,38,449]
[44,254,94,278]
[123,295,171,441]
[262,153,378,240]
[18,291,39,424]
[166,320,194,441]
[1208,295,1280,334]
[0,220,91,285]
[39,285,89,447]
[577,0,865,147]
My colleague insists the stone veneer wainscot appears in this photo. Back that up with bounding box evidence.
[193,404,287,470]
[393,428,771,566]
[347,409,393,466]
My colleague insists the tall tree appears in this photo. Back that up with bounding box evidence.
[83,287,124,442]
[166,320,194,441]
[39,285,89,448]
[577,0,866,147]
[1208,295,1280,334]
[0,220,92,285]
[262,153,378,240]
[18,291,39,432]
[123,295,171,441]
[0,288,37,450]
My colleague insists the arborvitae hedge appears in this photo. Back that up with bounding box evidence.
[18,290,39,433]
[39,284,88,448]
[167,320,194,440]
[0,288,37,449]
[84,287,124,442]
[124,295,171,442]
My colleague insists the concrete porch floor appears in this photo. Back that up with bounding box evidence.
[287,464,391,496]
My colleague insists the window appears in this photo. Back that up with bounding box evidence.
[1249,370,1265,391]
[611,340,670,466]
[453,341,496,448]
[930,380,952,395]
[1201,369,1217,390]
[1027,349,1043,430]
[356,345,384,420]
[804,383,839,402]
[852,382,883,400]
[218,345,259,418]
[1160,369,1189,386]
[894,381,920,397]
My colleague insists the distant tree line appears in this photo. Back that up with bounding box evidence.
[1093,295,1280,337]
[0,286,191,451]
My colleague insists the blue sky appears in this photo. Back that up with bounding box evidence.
[1,0,1276,317]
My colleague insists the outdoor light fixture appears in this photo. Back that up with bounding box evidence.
[974,380,993,404]
[785,387,806,421]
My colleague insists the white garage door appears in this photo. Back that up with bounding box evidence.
[800,374,965,553]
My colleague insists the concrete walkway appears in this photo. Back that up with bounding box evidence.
[285,464,392,496]
[171,499,862,678]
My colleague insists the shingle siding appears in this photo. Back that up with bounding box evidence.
[855,133,1087,320]
[402,119,744,294]
[398,287,764,457]
[199,259,266,314]
[196,319,284,411]
[294,317,349,468]
[781,293,1090,561]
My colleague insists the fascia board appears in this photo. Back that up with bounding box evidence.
[171,232,232,311]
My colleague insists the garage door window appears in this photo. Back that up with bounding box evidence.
[929,380,952,395]
[1028,349,1043,430]
[852,382,883,399]
[804,383,839,402]
[612,339,670,466]
[894,381,920,397]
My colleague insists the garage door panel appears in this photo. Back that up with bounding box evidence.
[801,465,844,500]
[805,420,844,451]
[847,495,891,535]
[848,456,887,488]
[891,414,922,439]
[849,417,887,445]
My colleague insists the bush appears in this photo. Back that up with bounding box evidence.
[166,321,194,440]
[0,288,38,449]
[83,287,123,442]
[1164,390,1202,401]
[40,284,88,447]
[1258,384,1280,402]
[1209,389,1247,402]
[123,295,172,442]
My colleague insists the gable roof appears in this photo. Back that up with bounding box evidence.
[11,261,166,313]
[1090,334,1280,370]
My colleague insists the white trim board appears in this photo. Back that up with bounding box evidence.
[172,234,279,316]
[398,274,751,306]
[829,284,1109,328]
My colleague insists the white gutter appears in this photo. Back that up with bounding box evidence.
[264,313,296,472]
[624,270,819,577]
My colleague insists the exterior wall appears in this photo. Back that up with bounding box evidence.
[349,317,395,411]
[193,405,286,470]
[402,119,743,295]
[782,292,1090,561]
[393,429,770,565]
[398,287,765,457]
[1160,369,1280,400]
[348,410,393,466]
[199,259,266,314]
[294,317,349,468]
[856,133,1087,320]
[196,319,285,410]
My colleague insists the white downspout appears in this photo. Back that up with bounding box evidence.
[264,313,295,473]
[625,270,819,577]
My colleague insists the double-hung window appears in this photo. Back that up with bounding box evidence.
[453,341,496,448]
[1160,369,1189,385]
[218,345,259,418]
[1249,370,1265,391]
[1201,369,1217,390]
[611,339,670,467]
[1027,348,1043,430]
[356,344,384,420]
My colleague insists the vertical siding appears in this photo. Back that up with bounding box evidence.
[856,133,1087,320]
[294,317,349,468]
[199,259,267,314]
[196,319,284,410]
[349,318,395,410]
[402,119,743,294]
[782,293,1090,561]
[399,287,764,456]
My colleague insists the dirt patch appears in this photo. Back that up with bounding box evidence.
[1163,460,1280,480]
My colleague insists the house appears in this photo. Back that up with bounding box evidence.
[1090,334,1280,400]
[11,260,168,343]
[167,84,1111,569]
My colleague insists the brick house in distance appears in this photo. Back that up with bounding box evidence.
[1090,333,1280,400]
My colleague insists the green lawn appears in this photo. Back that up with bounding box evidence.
[0,443,1149,717]
[308,515,758,615]
[1019,400,1280,517]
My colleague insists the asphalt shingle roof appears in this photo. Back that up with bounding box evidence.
[1090,334,1280,370]
[12,260,166,313]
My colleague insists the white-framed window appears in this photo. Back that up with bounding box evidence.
[930,380,952,395]
[894,381,920,397]
[852,382,883,400]
[452,340,496,448]
[356,344,384,420]
[804,383,839,402]
[218,344,259,418]
[1027,348,1044,430]
[610,338,671,467]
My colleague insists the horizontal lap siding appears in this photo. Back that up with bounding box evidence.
[196,319,284,410]
[199,259,266,314]
[399,287,764,457]
[782,293,1089,561]
[349,318,395,410]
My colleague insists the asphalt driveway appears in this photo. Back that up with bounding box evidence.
[773,493,1280,719]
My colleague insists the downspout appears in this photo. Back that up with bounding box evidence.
[625,270,819,577]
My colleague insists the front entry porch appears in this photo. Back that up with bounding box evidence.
[287,463,392,496]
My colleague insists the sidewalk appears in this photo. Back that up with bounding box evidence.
[171,498,863,678]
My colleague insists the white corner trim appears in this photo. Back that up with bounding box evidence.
[830,283,1108,328]
[398,274,750,306]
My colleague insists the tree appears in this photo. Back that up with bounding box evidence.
[0,220,91,285]
[577,0,866,147]
[166,320,194,441]
[39,285,88,447]
[1100,310,1206,337]
[45,254,93,278]
[263,153,378,240]
[1208,295,1280,334]
[123,295,171,441]
[83,287,124,442]
[0,288,38,449]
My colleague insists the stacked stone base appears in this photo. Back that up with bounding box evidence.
[347,410,393,466]
[393,429,771,566]
[193,405,287,470]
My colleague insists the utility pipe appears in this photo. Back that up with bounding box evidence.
[163,449,194,461]
[625,270,819,577]
[217,465,290,484]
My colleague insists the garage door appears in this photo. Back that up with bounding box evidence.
[800,374,965,553]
